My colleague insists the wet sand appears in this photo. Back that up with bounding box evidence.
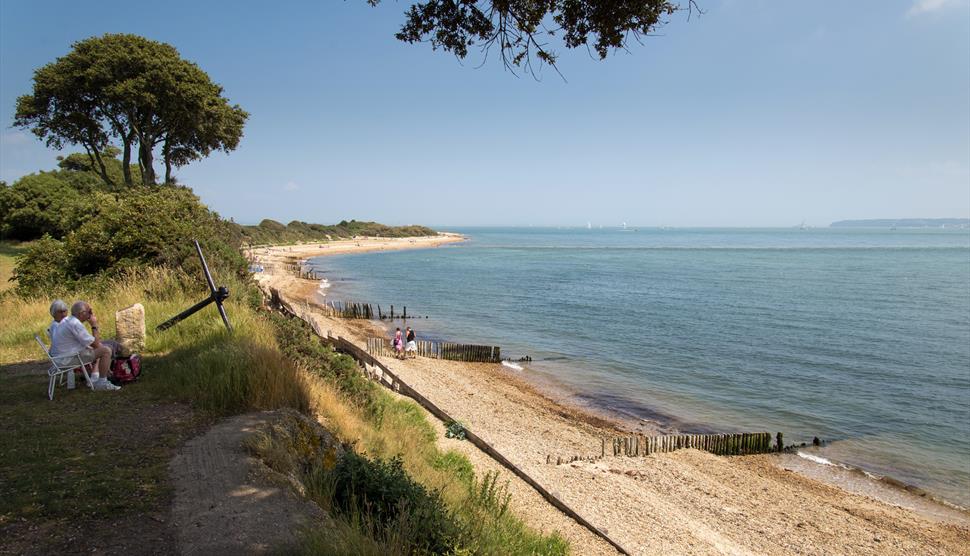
[252,235,970,555]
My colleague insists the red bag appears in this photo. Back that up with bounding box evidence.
[110,354,142,384]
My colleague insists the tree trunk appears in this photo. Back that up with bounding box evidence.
[139,140,156,185]
[84,143,115,188]
[121,133,134,187]
[162,139,174,184]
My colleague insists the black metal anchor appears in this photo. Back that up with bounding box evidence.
[156,240,233,332]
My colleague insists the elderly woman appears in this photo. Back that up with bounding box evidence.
[47,299,69,344]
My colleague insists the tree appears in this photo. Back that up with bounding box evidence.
[14,34,248,187]
[0,172,86,240]
[373,0,690,76]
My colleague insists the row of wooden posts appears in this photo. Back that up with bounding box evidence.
[325,301,414,320]
[366,337,502,363]
[610,432,776,458]
[548,432,778,465]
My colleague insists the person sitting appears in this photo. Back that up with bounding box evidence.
[47,299,69,343]
[50,301,121,391]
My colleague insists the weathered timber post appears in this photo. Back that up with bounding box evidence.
[776,432,784,453]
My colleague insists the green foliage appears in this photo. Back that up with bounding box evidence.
[12,186,245,296]
[0,149,142,242]
[431,450,475,484]
[328,452,460,554]
[56,148,142,187]
[15,33,247,186]
[376,0,679,73]
[268,312,382,413]
[0,173,84,240]
[236,218,437,245]
[10,235,73,295]
[445,420,467,441]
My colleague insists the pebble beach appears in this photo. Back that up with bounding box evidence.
[251,235,970,556]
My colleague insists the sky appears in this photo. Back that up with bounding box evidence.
[1,0,968,228]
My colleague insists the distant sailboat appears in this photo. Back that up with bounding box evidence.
[587,221,592,230]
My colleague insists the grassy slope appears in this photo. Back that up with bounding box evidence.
[0,269,567,555]
[0,241,28,293]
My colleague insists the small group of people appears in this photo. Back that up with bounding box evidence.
[47,299,121,391]
[392,326,417,360]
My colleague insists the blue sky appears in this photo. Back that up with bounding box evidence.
[1,0,968,227]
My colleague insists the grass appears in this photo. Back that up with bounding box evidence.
[268,314,569,555]
[0,268,568,555]
[0,268,312,553]
[0,240,29,293]
[0,370,206,522]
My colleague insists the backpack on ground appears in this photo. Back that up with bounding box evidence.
[110,354,142,384]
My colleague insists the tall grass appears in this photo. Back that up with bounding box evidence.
[1,267,307,415]
[271,314,569,555]
[0,241,28,294]
[2,268,567,554]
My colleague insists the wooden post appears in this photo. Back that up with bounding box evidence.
[776,432,784,453]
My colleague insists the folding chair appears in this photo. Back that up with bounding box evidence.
[34,334,95,400]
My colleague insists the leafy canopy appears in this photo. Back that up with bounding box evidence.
[14,33,248,187]
[373,0,686,76]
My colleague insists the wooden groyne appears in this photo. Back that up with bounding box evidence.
[367,337,501,362]
[608,431,775,457]
[547,432,779,465]
[323,301,419,321]
[325,301,374,319]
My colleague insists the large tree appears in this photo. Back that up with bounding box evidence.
[374,0,689,76]
[14,34,248,187]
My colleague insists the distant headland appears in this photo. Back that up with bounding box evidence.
[830,218,970,228]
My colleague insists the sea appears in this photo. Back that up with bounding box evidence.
[307,227,970,510]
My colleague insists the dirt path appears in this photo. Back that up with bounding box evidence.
[169,412,329,555]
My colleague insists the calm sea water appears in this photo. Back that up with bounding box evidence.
[309,228,970,507]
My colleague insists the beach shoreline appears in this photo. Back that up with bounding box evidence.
[252,234,970,555]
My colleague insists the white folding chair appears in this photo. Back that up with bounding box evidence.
[34,334,95,400]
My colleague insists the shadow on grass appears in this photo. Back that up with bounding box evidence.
[0,353,212,555]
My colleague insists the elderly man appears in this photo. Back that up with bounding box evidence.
[50,301,121,391]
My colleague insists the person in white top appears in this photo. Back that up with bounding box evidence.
[47,299,69,342]
[50,301,120,391]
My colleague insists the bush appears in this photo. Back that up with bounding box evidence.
[10,235,73,295]
[12,186,245,296]
[328,452,459,554]
[268,312,383,414]
[0,173,86,240]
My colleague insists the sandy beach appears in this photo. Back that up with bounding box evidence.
[252,236,970,556]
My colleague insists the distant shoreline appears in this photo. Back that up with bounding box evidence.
[830,218,970,228]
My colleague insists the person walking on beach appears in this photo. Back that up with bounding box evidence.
[393,328,404,359]
[405,327,417,359]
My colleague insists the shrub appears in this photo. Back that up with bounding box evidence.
[328,452,459,554]
[10,235,73,295]
[0,172,86,240]
[13,186,245,296]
